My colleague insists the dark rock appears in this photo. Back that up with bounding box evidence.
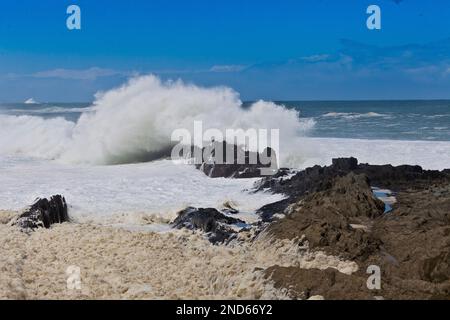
[355,163,443,190]
[265,266,374,300]
[194,141,278,178]
[332,157,358,171]
[262,158,450,299]
[257,199,292,222]
[420,252,450,284]
[171,207,244,244]
[12,195,69,231]
[256,157,450,219]
[256,162,342,220]
[267,173,384,260]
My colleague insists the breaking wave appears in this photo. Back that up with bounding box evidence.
[0,115,75,159]
[0,75,314,166]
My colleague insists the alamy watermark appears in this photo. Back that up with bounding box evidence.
[367,5,381,30]
[171,121,280,176]
[64,5,382,32]
[66,5,81,30]
[66,265,82,291]
[366,265,381,290]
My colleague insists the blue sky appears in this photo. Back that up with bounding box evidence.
[1,0,450,101]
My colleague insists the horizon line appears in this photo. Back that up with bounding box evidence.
[3,98,450,104]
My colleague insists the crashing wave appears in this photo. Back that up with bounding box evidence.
[24,98,38,105]
[0,75,315,167]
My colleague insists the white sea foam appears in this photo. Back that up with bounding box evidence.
[425,114,450,119]
[322,112,388,119]
[1,136,449,226]
[0,75,310,167]
[0,115,74,159]
[0,156,284,225]
[62,76,309,165]
[24,98,38,105]
[292,137,450,170]
[1,75,450,224]
[0,222,357,299]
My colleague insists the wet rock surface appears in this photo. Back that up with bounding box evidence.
[256,157,449,211]
[194,142,277,178]
[171,207,245,244]
[259,158,450,299]
[265,266,374,300]
[267,173,385,260]
[11,195,69,231]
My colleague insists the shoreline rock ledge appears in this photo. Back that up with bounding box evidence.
[256,157,450,300]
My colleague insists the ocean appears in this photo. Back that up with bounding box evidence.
[3,100,450,141]
[280,100,450,142]
[1,76,450,226]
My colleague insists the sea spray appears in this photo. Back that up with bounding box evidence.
[0,75,314,167]
[61,75,310,166]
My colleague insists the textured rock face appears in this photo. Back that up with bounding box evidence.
[11,195,69,231]
[420,252,450,284]
[171,207,245,244]
[256,157,450,220]
[322,172,385,219]
[260,158,450,300]
[257,156,449,196]
[265,266,373,300]
[332,157,358,171]
[267,173,385,261]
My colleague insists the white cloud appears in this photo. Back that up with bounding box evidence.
[209,65,247,73]
[300,54,331,63]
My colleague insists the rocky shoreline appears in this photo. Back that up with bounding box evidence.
[258,158,450,299]
[3,152,450,300]
[190,154,450,299]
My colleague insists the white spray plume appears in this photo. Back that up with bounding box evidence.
[0,75,314,166]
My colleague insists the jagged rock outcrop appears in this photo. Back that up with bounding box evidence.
[11,195,69,231]
[256,157,450,221]
[194,141,278,178]
[260,158,450,300]
[267,172,385,260]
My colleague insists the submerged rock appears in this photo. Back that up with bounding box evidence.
[11,195,69,231]
[171,207,245,244]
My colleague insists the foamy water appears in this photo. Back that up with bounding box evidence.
[0,222,356,299]
[0,76,307,166]
[288,137,450,170]
[1,75,450,226]
[1,135,449,227]
[0,156,284,226]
